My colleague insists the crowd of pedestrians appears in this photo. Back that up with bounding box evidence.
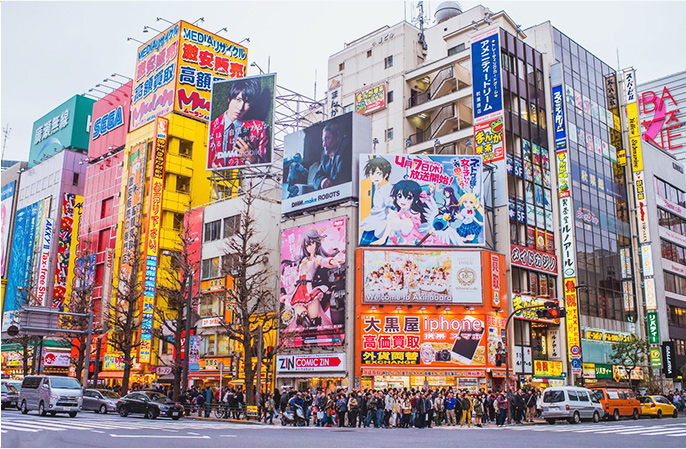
[266,386,546,428]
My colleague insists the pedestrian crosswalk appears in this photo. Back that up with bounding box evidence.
[505,421,686,437]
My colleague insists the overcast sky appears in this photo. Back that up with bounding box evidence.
[2,0,684,162]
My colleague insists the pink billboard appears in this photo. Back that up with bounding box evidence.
[279,217,347,348]
[89,81,132,159]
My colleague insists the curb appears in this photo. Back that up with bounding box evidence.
[186,416,266,425]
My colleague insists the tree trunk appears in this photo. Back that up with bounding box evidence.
[121,353,132,395]
[244,332,256,406]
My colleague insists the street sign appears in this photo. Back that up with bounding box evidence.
[650,347,662,368]
[570,345,581,356]
[647,312,660,344]
[571,358,582,369]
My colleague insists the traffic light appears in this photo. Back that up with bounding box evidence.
[495,353,503,367]
[536,301,567,319]
[265,346,274,360]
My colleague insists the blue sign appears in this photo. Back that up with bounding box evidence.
[92,106,125,140]
[471,29,503,119]
[4,202,39,319]
[552,84,567,152]
[571,358,582,369]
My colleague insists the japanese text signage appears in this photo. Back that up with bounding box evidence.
[647,311,660,344]
[534,360,563,378]
[130,21,247,130]
[559,197,576,278]
[510,244,557,275]
[552,85,568,152]
[512,295,559,324]
[89,82,132,159]
[355,82,387,115]
[36,218,54,305]
[53,194,82,310]
[276,353,346,373]
[564,278,582,373]
[471,26,505,163]
[358,310,488,368]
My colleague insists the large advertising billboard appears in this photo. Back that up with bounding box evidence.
[1,181,16,277]
[357,309,488,368]
[130,21,248,131]
[279,218,347,348]
[207,74,275,170]
[282,112,370,214]
[354,82,387,115]
[53,193,83,310]
[89,81,132,159]
[358,154,483,246]
[29,95,95,167]
[359,249,482,304]
[119,143,148,284]
[471,26,505,163]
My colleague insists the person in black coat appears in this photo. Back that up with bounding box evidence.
[415,392,426,428]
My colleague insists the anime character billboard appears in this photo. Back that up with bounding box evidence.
[279,218,347,348]
[358,154,484,247]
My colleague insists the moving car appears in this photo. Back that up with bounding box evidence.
[1,382,19,409]
[591,387,641,420]
[117,391,183,420]
[19,375,83,417]
[541,386,604,424]
[639,395,678,418]
[83,389,120,414]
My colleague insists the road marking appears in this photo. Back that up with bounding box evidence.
[90,430,105,433]
[187,431,201,435]
[220,434,238,437]
[109,434,211,439]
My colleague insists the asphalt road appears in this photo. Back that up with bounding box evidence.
[2,407,686,447]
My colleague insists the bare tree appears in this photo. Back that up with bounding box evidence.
[215,189,279,406]
[7,287,40,376]
[107,233,144,395]
[59,245,96,381]
[151,213,198,401]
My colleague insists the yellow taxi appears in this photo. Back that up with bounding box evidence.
[638,396,678,419]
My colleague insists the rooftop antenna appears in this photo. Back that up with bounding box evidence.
[412,1,429,51]
[1,124,10,160]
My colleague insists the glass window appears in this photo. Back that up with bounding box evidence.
[204,220,221,242]
[223,215,240,238]
[520,98,528,121]
[384,55,393,69]
[201,257,220,280]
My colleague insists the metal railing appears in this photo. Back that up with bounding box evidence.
[429,104,456,140]
[407,65,455,108]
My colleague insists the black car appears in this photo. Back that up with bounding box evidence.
[1,383,19,410]
[117,391,183,420]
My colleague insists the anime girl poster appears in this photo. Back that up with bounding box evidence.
[358,154,484,247]
[279,218,347,348]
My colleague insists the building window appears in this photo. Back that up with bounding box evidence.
[173,213,184,231]
[384,55,393,69]
[201,334,216,356]
[501,50,510,72]
[343,104,354,113]
[201,257,220,280]
[448,43,466,56]
[179,139,192,157]
[204,220,221,242]
[100,197,113,219]
[668,305,686,328]
[72,173,80,186]
[665,272,686,296]
[97,228,109,253]
[176,175,191,194]
[385,128,394,141]
[224,215,240,238]
[339,62,345,71]
[367,49,372,58]
[387,90,394,104]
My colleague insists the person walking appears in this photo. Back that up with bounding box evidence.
[265,393,276,424]
[402,394,412,428]
[525,389,537,422]
[383,390,394,428]
[415,392,426,428]
[426,393,435,428]
[365,392,378,428]
[513,389,525,425]
[348,392,359,428]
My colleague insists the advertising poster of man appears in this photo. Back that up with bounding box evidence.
[282,113,370,214]
[207,73,275,170]
[279,218,347,348]
[361,249,482,304]
[358,154,484,246]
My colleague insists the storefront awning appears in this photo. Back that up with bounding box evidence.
[277,372,347,378]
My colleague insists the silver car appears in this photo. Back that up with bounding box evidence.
[83,389,120,414]
[19,375,83,417]
[541,386,604,424]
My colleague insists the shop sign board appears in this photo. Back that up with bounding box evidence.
[595,364,613,379]
[647,311,660,344]
[650,346,662,369]
[534,360,563,378]
[276,353,346,373]
[644,277,657,310]
[510,244,557,275]
[354,82,387,115]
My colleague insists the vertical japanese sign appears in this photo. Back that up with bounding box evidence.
[185,207,204,311]
[120,142,147,284]
[36,218,54,306]
[53,193,82,310]
[471,26,504,163]
[564,278,582,374]
[327,75,342,119]
[140,117,169,364]
[605,74,625,166]
[646,311,660,344]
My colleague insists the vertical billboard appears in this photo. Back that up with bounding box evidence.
[185,207,204,310]
[282,112,371,214]
[358,154,483,246]
[360,250,482,304]
[1,181,16,277]
[29,95,95,167]
[90,82,132,159]
[120,143,148,285]
[140,117,169,364]
[53,193,83,310]
[354,82,387,115]
[279,218,347,348]
[130,21,248,131]
[471,26,505,163]
[207,74,275,170]
[35,218,54,306]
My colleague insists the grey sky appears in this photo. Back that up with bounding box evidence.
[2,0,684,162]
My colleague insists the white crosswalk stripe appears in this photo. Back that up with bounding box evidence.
[505,421,686,437]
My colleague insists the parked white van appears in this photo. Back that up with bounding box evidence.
[19,375,83,417]
[541,385,604,424]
